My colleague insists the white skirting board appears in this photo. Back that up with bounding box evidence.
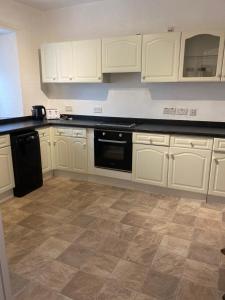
[53,170,210,202]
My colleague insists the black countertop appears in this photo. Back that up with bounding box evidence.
[1,116,225,137]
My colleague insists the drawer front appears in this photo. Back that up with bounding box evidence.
[0,135,10,148]
[54,127,73,137]
[213,138,225,152]
[133,132,170,146]
[72,128,87,138]
[170,135,213,150]
[38,127,50,138]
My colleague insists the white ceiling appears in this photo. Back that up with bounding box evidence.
[14,0,103,11]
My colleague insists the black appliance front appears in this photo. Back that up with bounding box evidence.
[11,131,43,197]
[94,129,132,172]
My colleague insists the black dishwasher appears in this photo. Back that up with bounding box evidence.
[11,131,43,197]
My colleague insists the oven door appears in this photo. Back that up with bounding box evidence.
[94,131,132,172]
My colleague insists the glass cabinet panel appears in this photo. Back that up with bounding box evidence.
[183,34,220,77]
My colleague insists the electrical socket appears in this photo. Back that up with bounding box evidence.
[176,108,188,115]
[189,109,197,116]
[65,105,73,112]
[94,106,102,113]
[163,107,176,115]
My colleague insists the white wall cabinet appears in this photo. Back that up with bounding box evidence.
[142,32,181,82]
[73,39,102,82]
[0,141,14,194]
[57,42,73,82]
[133,144,169,187]
[179,32,225,81]
[41,43,58,82]
[168,147,211,193]
[102,35,142,73]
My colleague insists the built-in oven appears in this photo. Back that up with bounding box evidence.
[94,129,132,172]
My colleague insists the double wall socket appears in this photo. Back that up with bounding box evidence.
[163,107,197,116]
[94,106,102,113]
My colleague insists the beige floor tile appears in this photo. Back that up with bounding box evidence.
[99,234,130,258]
[124,242,158,266]
[98,279,155,300]
[34,237,71,259]
[121,211,150,228]
[188,241,220,266]
[32,260,78,292]
[15,282,72,300]
[76,230,106,251]
[62,270,105,300]
[133,229,162,246]
[218,268,225,292]
[142,269,179,299]
[192,228,222,248]
[112,260,149,292]
[151,247,185,277]
[160,235,191,257]
[10,272,29,296]
[198,207,222,221]
[176,279,220,300]
[183,259,219,288]
[70,214,98,228]
[172,213,196,226]
[167,222,194,241]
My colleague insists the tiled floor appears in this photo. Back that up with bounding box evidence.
[1,176,225,299]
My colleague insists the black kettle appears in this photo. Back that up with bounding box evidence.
[32,105,46,120]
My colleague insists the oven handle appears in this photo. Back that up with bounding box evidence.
[97,138,127,144]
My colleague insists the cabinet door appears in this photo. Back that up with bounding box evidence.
[73,39,102,82]
[54,137,71,171]
[133,144,169,187]
[142,32,181,82]
[168,147,211,193]
[0,147,14,194]
[40,138,52,174]
[70,138,88,173]
[179,32,225,81]
[57,42,73,82]
[102,35,142,73]
[41,43,58,82]
[208,152,225,196]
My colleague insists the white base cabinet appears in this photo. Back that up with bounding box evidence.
[0,139,14,194]
[70,138,88,173]
[209,152,225,196]
[133,144,169,187]
[168,147,211,193]
[52,128,88,174]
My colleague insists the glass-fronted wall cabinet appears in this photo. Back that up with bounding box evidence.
[179,32,225,81]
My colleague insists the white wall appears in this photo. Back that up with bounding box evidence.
[0,32,23,118]
[0,0,48,117]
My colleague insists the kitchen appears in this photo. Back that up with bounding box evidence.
[0,0,225,299]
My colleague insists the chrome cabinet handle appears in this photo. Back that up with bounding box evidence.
[98,139,127,144]
[214,158,219,164]
[166,153,169,159]
[83,143,86,149]
[171,154,175,159]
